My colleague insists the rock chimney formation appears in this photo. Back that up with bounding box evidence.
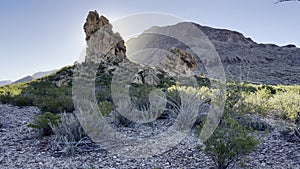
[84,10,127,65]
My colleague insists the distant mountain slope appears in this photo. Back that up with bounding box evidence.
[32,70,57,79]
[12,76,33,84]
[126,22,300,85]
[11,70,57,85]
[0,80,12,87]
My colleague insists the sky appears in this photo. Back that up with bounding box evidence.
[0,0,299,81]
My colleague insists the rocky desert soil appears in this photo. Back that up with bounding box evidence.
[0,104,299,169]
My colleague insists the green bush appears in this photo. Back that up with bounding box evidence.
[225,82,256,111]
[197,115,259,169]
[129,84,157,110]
[98,101,113,116]
[50,113,89,154]
[27,112,61,136]
[0,67,75,113]
[194,75,211,87]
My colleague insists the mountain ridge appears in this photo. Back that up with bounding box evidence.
[126,22,300,84]
[0,70,57,87]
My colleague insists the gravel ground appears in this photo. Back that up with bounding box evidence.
[0,104,299,169]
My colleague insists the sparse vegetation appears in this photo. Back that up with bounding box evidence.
[235,84,300,122]
[98,101,113,116]
[197,115,259,169]
[27,112,61,136]
[49,112,90,155]
[0,67,74,113]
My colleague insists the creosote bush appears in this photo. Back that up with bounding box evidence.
[27,112,61,136]
[98,101,113,116]
[197,115,259,169]
[50,112,90,154]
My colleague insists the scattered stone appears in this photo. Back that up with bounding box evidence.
[0,103,299,168]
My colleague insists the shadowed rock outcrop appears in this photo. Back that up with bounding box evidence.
[126,22,300,85]
[158,47,197,77]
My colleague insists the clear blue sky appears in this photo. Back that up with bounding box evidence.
[1,0,299,81]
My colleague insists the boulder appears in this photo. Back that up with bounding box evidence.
[158,47,197,77]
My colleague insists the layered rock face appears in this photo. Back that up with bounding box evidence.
[82,11,197,86]
[158,47,197,77]
[130,66,164,86]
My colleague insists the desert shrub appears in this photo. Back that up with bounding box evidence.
[194,75,211,87]
[12,95,34,107]
[95,85,111,102]
[98,101,113,116]
[166,85,182,112]
[258,85,277,94]
[174,86,210,131]
[156,74,176,88]
[36,94,74,113]
[0,83,26,104]
[197,115,259,169]
[165,85,210,121]
[49,113,90,154]
[27,112,61,136]
[279,126,300,143]
[0,80,74,113]
[268,90,300,120]
[242,88,271,115]
[225,82,256,111]
[129,84,157,110]
[95,70,113,102]
[113,112,133,127]
[239,86,300,121]
[114,84,165,126]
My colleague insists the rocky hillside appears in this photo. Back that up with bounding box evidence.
[126,22,300,85]
[12,70,57,84]
[0,10,299,169]
[0,11,199,114]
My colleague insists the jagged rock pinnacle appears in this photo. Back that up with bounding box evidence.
[83,10,126,64]
[83,10,110,41]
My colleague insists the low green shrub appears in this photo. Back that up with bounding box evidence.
[129,84,157,110]
[49,113,89,154]
[194,75,211,87]
[27,112,61,136]
[98,101,113,116]
[197,115,259,169]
